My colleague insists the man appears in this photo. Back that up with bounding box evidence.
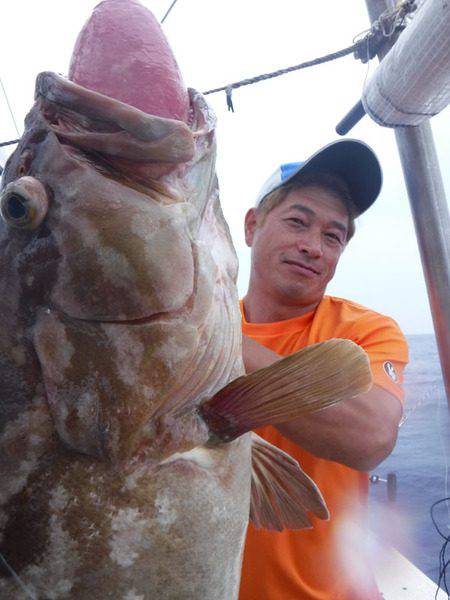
[238,139,408,600]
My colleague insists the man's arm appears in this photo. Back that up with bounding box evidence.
[242,335,402,472]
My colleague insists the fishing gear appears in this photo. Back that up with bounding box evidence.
[430,497,450,598]
[370,472,397,502]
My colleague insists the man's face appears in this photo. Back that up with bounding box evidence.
[245,185,349,309]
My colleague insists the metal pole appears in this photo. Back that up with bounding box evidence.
[366,0,392,27]
[365,0,450,403]
[395,125,450,399]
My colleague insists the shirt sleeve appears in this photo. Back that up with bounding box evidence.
[350,312,409,404]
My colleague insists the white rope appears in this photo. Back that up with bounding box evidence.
[0,552,37,599]
[0,75,20,137]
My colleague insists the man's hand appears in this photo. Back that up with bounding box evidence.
[241,335,402,472]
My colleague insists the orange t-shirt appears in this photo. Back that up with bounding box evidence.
[239,295,409,600]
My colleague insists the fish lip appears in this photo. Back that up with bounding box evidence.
[59,308,181,326]
[85,312,167,325]
[52,284,195,326]
[48,243,199,326]
[282,259,320,275]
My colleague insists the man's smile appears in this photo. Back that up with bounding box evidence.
[282,258,321,276]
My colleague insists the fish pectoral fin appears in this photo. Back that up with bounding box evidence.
[200,338,372,442]
[250,433,328,531]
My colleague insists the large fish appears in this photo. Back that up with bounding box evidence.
[0,1,372,598]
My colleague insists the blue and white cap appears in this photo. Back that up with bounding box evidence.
[255,139,382,216]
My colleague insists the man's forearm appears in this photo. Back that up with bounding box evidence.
[241,334,280,372]
[277,385,401,471]
[241,335,402,471]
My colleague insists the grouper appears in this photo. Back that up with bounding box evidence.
[0,1,372,598]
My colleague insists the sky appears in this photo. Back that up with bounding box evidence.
[0,0,449,335]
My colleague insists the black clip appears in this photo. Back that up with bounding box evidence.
[226,85,234,112]
[354,30,386,63]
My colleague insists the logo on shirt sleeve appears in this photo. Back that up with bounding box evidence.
[383,361,398,383]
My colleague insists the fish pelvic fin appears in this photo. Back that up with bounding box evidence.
[200,338,372,442]
[250,433,328,531]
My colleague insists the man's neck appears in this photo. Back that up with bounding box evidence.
[243,290,321,324]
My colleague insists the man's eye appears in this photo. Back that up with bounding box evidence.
[325,232,343,244]
[286,217,305,226]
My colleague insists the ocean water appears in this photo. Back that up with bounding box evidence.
[369,334,450,586]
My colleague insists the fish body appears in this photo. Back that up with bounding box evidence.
[0,2,372,598]
[0,69,249,597]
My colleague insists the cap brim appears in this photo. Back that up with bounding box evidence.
[283,139,382,216]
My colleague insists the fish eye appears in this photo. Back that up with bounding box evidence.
[5,194,28,220]
[0,177,49,230]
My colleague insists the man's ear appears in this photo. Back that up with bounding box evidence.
[244,208,258,247]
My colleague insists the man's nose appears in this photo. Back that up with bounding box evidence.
[296,232,323,258]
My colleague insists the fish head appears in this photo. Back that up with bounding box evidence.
[1,71,200,323]
[0,0,240,465]
[0,68,238,463]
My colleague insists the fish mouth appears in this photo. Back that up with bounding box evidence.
[37,72,195,169]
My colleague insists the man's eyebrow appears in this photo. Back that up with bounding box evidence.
[328,220,348,234]
[287,204,348,234]
[288,204,315,218]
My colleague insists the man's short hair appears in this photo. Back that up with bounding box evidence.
[255,171,358,242]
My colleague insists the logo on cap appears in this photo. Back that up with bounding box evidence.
[383,361,398,383]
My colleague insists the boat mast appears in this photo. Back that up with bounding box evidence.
[365,0,450,405]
